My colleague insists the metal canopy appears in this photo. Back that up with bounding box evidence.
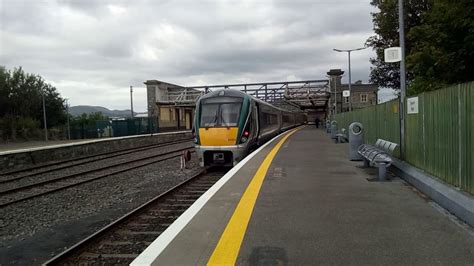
[186,79,330,111]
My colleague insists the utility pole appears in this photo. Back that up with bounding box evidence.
[66,99,71,140]
[399,0,406,159]
[333,76,337,117]
[42,92,48,141]
[130,85,134,118]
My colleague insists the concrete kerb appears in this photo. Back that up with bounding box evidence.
[391,159,474,227]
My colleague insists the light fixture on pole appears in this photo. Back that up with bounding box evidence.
[333,46,367,112]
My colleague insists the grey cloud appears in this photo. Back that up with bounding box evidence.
[1,0,377,110]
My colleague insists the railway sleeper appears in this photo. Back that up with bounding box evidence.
[165,198,196,203]
[183,189,208,193]
[153,203,192,210]
[115,229,163,236]
[125,223,171,232]
[136,214,180,220]
[172,193,202,199]
[72,256,137,265]
[146,208,185,214]
[107,232,161,242]
[80,252,139,259]
[95,241,151,254]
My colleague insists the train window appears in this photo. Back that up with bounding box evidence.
[220,103,241,127]
[201,103,220,127]
[266,113,278,125]
[200,98,242,127]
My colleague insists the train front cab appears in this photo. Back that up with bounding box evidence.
[194,90,254,167]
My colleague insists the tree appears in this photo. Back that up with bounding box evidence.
[0,67,67,140]
[407,0,474,94]
[72,112,108,127]
[366,0,432,89]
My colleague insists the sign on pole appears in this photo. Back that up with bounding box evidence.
[342,90,350,97]
[384,47,402,63]
[407,97,419,114]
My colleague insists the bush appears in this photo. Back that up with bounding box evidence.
[17,117,41,139]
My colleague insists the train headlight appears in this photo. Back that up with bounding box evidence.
[240,130,249,143]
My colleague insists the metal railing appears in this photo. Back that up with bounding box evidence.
[162,89,204,106]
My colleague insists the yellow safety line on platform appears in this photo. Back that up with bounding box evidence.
[207,127,300,265]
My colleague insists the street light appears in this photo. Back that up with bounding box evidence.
[333,46,367,112]
[398,0,407,159]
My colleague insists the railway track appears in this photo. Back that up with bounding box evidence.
[0,139,192,183]
[43,167,227,265]
[0,145,195,208]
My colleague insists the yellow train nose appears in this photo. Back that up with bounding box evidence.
[199,127,239,146]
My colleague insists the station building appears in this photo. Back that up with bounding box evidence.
[144,80,202,132]
[327,69,378,115]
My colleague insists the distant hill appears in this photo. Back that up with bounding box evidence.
[69,105,137,118]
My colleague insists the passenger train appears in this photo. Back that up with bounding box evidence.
[193,89,306,167]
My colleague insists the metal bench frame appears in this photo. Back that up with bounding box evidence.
[357,139,398,181]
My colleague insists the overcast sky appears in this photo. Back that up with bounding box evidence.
[1,0,395,112]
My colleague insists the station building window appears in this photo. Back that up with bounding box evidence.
[360,94,368,103]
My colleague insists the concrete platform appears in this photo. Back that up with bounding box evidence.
[133,127,474,265]
[0,131,189,155]
[0,131,191,172]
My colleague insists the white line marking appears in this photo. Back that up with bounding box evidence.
[130,130,293,266]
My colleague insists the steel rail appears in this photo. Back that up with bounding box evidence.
[0,138,191,178]
[42,167,226,265]
[0,147,195,208]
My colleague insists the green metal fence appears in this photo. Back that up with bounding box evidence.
[71,117,159,139]
[334,82,474,194]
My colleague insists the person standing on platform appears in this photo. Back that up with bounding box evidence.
[315,117,320,128]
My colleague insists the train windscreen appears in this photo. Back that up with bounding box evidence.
[200,97,243,127]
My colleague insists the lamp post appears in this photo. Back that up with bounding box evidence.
[333,47,367,112]
[398,0,406,159]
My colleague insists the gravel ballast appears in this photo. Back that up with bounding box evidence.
[0,153,202,265]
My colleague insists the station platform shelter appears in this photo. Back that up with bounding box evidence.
[132,126,474,265]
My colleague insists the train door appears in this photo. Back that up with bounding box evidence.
[253,104,259,141]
